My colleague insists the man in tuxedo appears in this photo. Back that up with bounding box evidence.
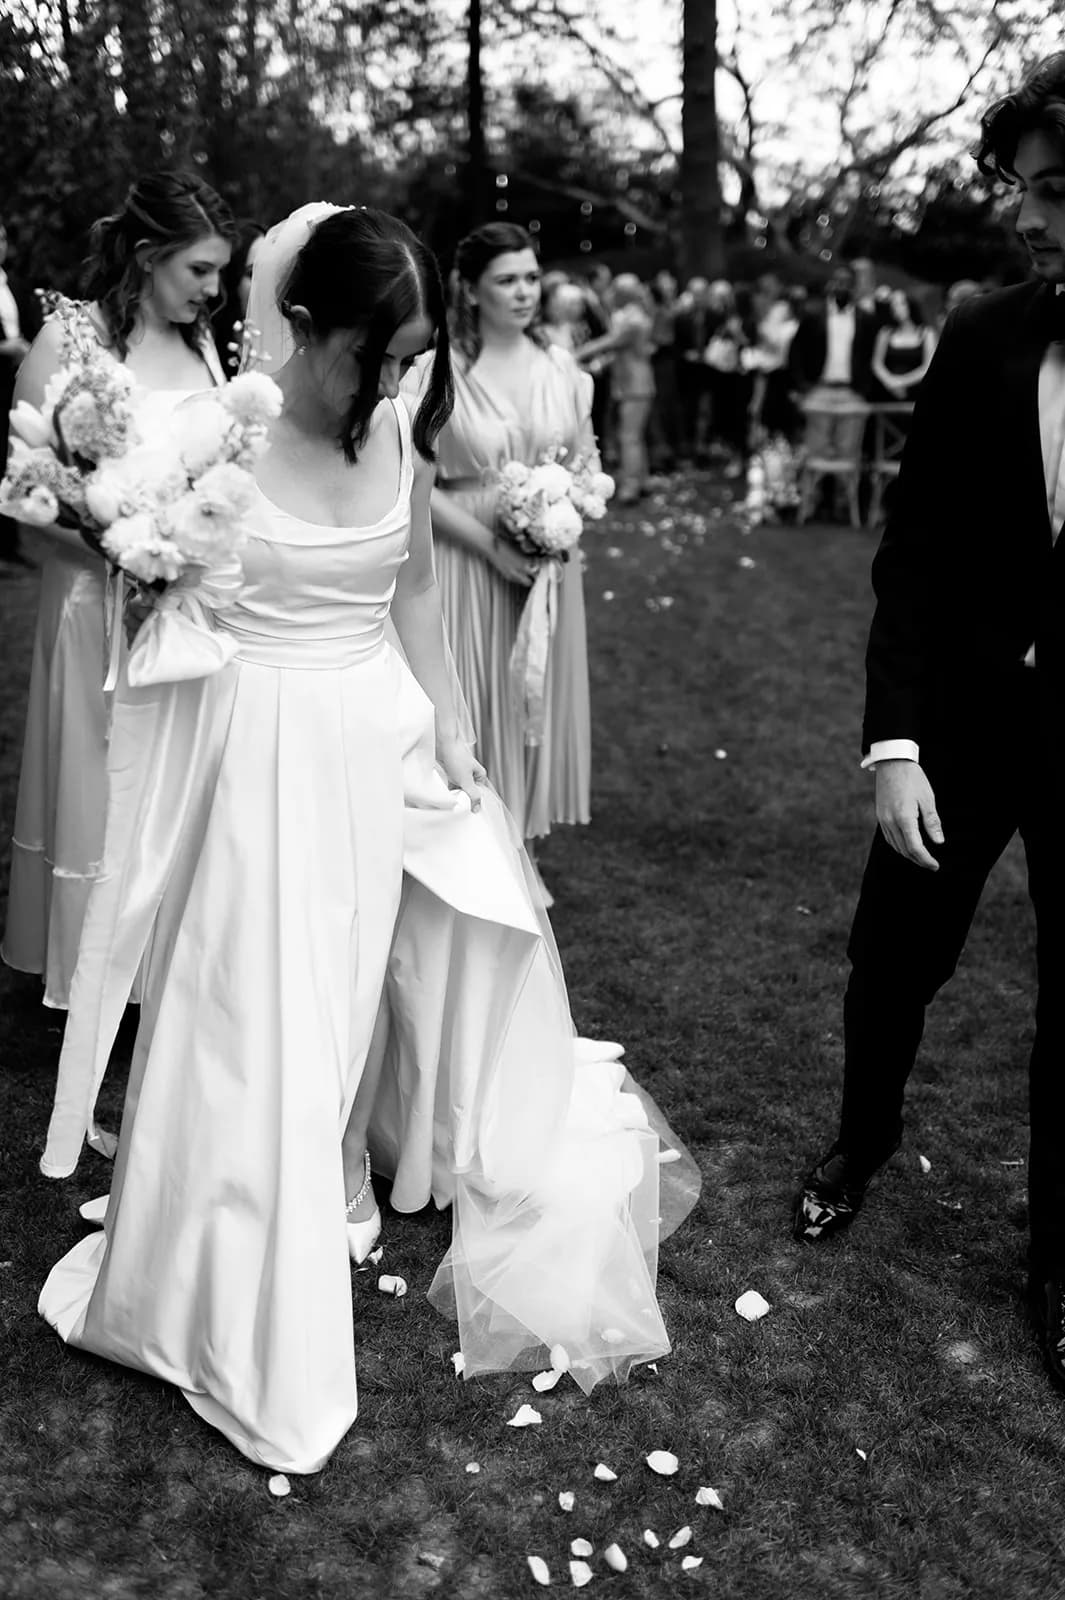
[0,216,41,564]
[793,53,1065,1397]
[788,263,879,404]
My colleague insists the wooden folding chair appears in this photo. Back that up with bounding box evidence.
[867,403,915,529]
[797,395,872,528]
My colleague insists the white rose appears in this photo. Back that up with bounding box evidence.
[527,462,571,503]
[590,472,615,501]
[540,497,583,550]
[84,471,126,526]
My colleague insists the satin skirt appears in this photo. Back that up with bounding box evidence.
[435,486,591,839]
[2,546,109,1007]
[38,636,677,1473]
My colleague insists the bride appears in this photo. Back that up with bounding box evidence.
[37,204,697,1474]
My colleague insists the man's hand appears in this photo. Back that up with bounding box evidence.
[874,759,944,871]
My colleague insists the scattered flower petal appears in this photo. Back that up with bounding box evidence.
[668,1526,693,1549]
[267,1474,291,1498]
[647,1363,659,1374]
[527,1554,551,1586]
[367,1245,384,1265]
[643,1529,660,1548]
[507,1404,542,1428]
[569,1560,593,1587]
[570,1539,593,1558]
[681,1556,704,1572]
[738,555,756,569]
[451,1351,465,1377]
[417,1552,445,1571]
[558,1491,576,1512]
[593,1462,618,1482]
[602,590,615,601]
[533,1369,563,1392]
[646,1450,679,1476]
[550,1344,571,1373]
[1000,1158,1024,1167]
[695,1486,724,1510]
[714,748,728,760]
[604,1544,628,1572]
[734,1289,771,1321]
[377,1273,407,1298]
[918,1154,932,1175]
[856,1448,868,1461]
[465,1462,481,1474]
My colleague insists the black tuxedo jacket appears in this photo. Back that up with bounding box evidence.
[0,271,42,397]
[863,280,1065,757]
[789,301,878,398]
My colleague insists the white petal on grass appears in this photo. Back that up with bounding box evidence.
[918,1154,932,1174]
[570,1539,594,1558]
[668,1526,693,1549]
[602,590,615,601]
[451,1351,465,1377]
[647,1363,659,1374]
[465,1462,481,1474]
[558,1491,576,1512]
[604,1544,628,1572]
[533,1369,563,1392]
[856,1448,868,1461]
[550,1344,571,1373]
[714,749,728,760]
[738,555,756,569]
[593,1462,618,1482]
[569,1560,593,1587]
[367,1245,384,1265]
[376,1274,407,1298]
[695,1486,724,1510]
[681,1556,704,1572]
[646,1450,680,1476]
[527,1554,551,1586]
[506,1404,542,1428]
[267,1474,291,1498]
[734,1289,770,1321]
[643,1529,660,1548]
[417,1552,445,1571]
[657,1148,682,1165]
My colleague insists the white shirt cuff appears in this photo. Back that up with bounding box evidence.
[861,739,920,770]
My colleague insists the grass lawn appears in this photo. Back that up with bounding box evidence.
[2,477,1063,1599]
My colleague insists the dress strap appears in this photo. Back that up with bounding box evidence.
[390,394,414,496]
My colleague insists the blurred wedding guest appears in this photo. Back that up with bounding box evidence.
[673,276,716,463]
[703,280,754,478]
[0,216,42,565]
[579,264,614,460]
[748,276,802,440]
[1,173,233,1009]
[423,223,593,900]
[576,273,655,505]
[647,269,681,472]
[943,278,983,318]
[541,278,587,354]
[788,263,879,404]
[213,218,264,375]
[870,289,937,403]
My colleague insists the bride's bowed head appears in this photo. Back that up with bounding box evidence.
[245,203,455,462]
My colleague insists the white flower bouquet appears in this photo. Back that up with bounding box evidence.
[1,363,283,586]
[494,446,615,562]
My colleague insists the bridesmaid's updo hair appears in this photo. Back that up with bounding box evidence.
[85,171,237,358]
[451,222,547,363]
[281,208,453,463]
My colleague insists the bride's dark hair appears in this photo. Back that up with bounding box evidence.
[84,171,237,358]
[281,208,453,462]
[450,222,547,363]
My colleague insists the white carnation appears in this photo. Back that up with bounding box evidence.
[499,460,531,488]
[590,472,615,501]
[222,372,284,426]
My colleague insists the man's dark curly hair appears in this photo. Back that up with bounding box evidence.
[975,52,1065,183]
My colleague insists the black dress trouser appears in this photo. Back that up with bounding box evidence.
[840,668,1065,1270]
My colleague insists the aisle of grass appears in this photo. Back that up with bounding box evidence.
[1,480,1061,1600]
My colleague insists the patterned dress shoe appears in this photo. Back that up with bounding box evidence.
[1027,1275,1065,1395]
[792,1143,888,1244]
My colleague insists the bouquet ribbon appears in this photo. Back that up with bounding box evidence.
[104,559,244,691]
[509,560,561,746]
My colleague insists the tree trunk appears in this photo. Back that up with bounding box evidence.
[117,0,161,169]
[680,0,725,280]
[464,0,486,233]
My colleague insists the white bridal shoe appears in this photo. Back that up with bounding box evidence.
[345,1151,382,1264]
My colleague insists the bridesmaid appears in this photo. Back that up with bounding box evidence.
[1,172,234,1008]
[427,223,594,892]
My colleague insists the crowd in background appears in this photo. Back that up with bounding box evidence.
[536,255,987,510]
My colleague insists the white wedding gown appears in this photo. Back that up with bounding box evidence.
[37,397,695,1473]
